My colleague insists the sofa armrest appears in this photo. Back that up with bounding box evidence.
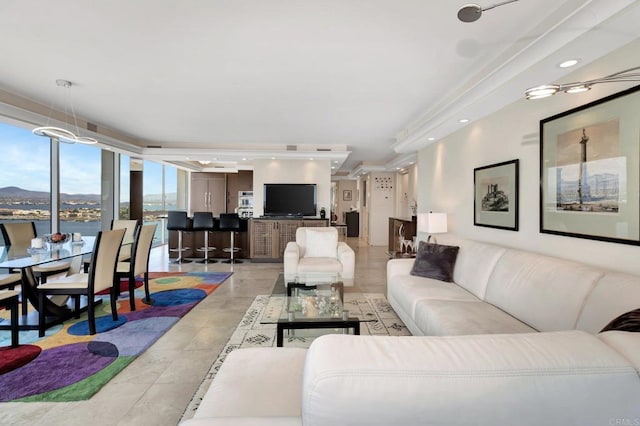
[181,417,302,426]
[386,258,415,283]
[336,242,355,281]
[283,242,300,277]
[301,332,640,426]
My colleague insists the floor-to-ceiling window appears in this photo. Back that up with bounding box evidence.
[59,142,102,236]
[119,154,130,220]
[143,160,177,244]
[0,122,51,244]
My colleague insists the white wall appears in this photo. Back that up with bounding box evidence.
[368,172,396,245]
[336,180,358,222]
[418,40,640,276]
[253,159,331,217]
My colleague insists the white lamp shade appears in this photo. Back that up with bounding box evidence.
[417,212,447,234]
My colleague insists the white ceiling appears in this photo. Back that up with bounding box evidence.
[0,0,638,176]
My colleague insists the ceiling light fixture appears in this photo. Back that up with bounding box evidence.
[558,59,579,68]
[525,66,640,99]
[459,118,469,123]
[198,160,211,165]
[32,79,97,144]
[457,0,519,23]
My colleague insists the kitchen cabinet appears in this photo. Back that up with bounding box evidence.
[190,173,226,215]
[249,218,329,261]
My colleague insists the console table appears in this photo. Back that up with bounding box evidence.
[388,217,416,254]
[249,218,329,261]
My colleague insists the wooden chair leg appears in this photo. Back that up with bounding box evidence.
[110,285,119,321]
[128,274,136,311]
[88,298,96,335]
[143,272,151,305]
[10,298,19,347]
[38,291,46,338]
[74,296,81,318]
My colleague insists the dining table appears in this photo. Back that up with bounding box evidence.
[0,236,97,332]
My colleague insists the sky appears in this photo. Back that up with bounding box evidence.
[0,122,177,199]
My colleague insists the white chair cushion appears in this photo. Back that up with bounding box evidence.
[0,273,21,286]
[40,273,89,290]
[297,258,343,274]
[303,229,338,258]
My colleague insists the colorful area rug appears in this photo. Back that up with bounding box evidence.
[0,271,231,402]
[181,292,409,422]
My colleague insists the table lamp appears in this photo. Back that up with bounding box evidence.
[417,212,448,244]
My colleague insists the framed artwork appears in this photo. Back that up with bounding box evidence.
[343,190,352,201]
[474,159,519,231]
[540,85,640,245]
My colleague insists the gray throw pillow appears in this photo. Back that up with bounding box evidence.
[600,308,640,333]
[410,241,459,282]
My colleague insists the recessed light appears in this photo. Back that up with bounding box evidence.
[396,167,401,170]
[459,118,469,123]
[333,160,338,163]
[427,137,435,141]
[558,59,579,68]
[271,157,276,160]
[331,166,336,169]
[241,158,247,161]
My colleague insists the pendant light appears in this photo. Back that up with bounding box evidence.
[32,79,98,144]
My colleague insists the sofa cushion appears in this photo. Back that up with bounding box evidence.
[414,299,536,336]
[302,332,640,426]
[438,234,507,299]
[598,331,640,372]
[576,271,640,333]
[410,241,459,282]
[304,229,337,258]
[484,248,603,332]
[387,274,479,321]
[194,348,307,419]
[297,257,343,274]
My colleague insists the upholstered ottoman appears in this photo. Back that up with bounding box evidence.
[182,348,307,426]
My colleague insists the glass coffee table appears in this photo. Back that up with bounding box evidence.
[261,273,376,347]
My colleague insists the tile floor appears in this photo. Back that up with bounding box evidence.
[0,238,389,426]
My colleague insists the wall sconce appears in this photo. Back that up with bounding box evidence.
[417,212,448,244]
[525,66,640,100]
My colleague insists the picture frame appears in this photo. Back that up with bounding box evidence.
[540,85,640,245]
[343,190,352,201]
[474,159,519,231]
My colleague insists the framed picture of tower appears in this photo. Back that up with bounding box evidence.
[474,159,519,231]
[540,84,640,245]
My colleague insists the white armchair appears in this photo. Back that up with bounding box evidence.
[283,227,355,285]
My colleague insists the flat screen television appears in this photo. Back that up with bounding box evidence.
[263,183,317,217]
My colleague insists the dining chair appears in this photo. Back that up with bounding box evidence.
[0,272,26,315]
[0,290,20,347]
[115,224,157,311]
[110,219,139,262]
[37,228,125,337]
[0,222,71,283]
[83,219,139,273]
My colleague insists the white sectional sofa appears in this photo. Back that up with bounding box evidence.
[183,235,640,426]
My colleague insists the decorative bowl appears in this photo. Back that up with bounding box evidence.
[43,233,71,245]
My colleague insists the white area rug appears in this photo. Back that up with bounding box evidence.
[181,292,409,421]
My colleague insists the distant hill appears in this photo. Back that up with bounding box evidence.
[0,186,100,202]
[0,186,176,204]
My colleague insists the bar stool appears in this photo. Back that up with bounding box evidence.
[220,213,242,264]
[167,211,192,264]
[0,290,20,347]
[192,212,217,264]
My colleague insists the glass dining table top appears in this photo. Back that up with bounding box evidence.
[0,236,96,269]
